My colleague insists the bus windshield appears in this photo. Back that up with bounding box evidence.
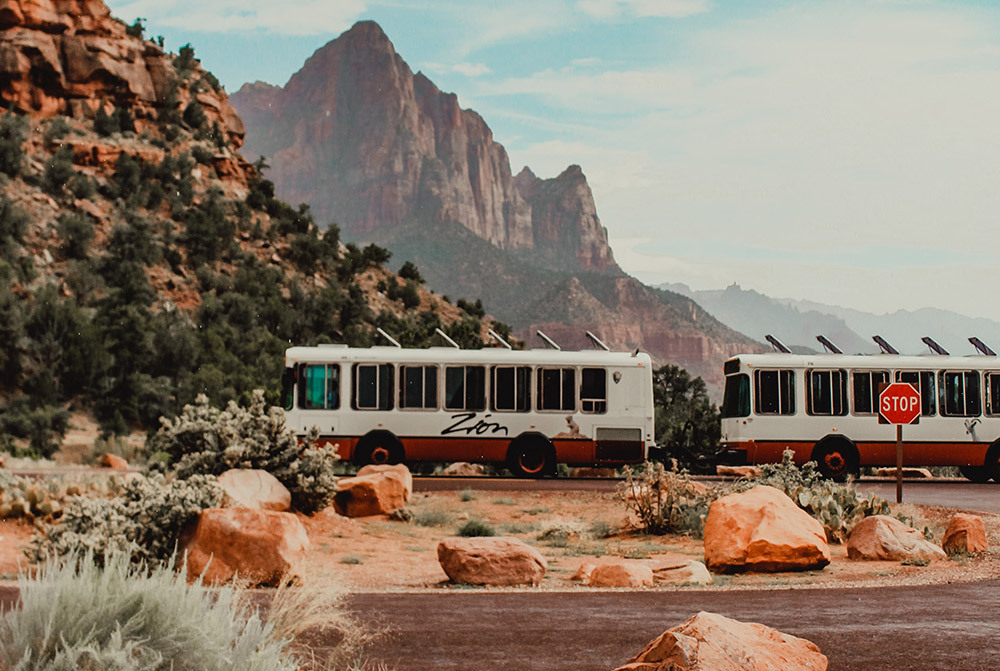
[721,374,750,418]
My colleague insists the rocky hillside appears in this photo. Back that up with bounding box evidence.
[0,1,494,452]
[231,20,760,385]
[231,21,617,276]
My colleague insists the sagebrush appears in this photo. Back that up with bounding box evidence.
[148,389,338,513]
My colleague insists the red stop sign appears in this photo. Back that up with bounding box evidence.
[879,382,921,424]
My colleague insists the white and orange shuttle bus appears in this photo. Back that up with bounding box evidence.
[719,347,1000,482]
[280,343,656,477]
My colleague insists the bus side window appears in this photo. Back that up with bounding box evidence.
[537,367,576,412]
[851,371,888,415]
[721,374,750,418]
[896,371,936,416]
[580,368,607,414]
[445,366,486,411]
[354,363,393,410]
[940,371,981,417]
[298,364,340,410]
[754,369,795,415]
[987,373,1000,416]
[492,366,530,412]
[400,365,437,410]
[806,369,847,416]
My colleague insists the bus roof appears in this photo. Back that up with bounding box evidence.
[727,351,1000,372]
[285,345,653,368]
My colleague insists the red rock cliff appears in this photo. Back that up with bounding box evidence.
[231,20,617,274]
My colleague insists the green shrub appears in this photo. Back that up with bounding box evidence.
[147,390,339,513]
[57,211,95,259]
[0,551,297,671]
[0,399,71,459]
[457,298,485,318]
[183,101,207,129]
[30,473,223,566]
[42,147,75,195]
[125,16,145,38]
[94,106,119,137]
[43,116,71,143]
[0,113,27,177]
[413,509,454,527]
[398,260,424,283]
[0,195,29,258]
[617,461,712,536]
[67,172,95,199]
[457,519,496,537]
[458,487,477,502]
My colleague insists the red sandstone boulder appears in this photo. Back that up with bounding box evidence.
[846,515,945,562]
[942,513,989,555]
[588,560,654,588]
[98,453,128,470]
[703,485,831,572]
[217,469,291,512]
[614,611,827,671]
[437,536,547,586]
[334,464,411,517]
[181,507,309,586]
[651,559,713,586]
[716,465,761,478]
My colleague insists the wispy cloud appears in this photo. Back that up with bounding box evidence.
[108,0,366,35]
[576,0,710,20]
[452,62,492,76]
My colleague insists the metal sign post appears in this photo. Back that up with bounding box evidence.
[878,382,921,504]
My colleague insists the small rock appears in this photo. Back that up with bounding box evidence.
[441,461,485,476]
[846,515,946,562]
[873,467,933,479]
[437,536,547,586]
[457,512,470,520]
[942,513,989,555]
[99,453,128,470]
[716,465,761,478]
[614,611,828,671]
[652,560,713,586]
[217,469,291,511]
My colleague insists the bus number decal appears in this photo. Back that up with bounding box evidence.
[441,413,510,436]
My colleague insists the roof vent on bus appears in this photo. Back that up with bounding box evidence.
[536,330,562,351]
[375,327,402,348]
[970,337,997,356]
[873,335,899,355]
[488,328,512,350]
[434,327,460,349]
[816,335,842,354]
[765,335,791,354]
[586,331,611,351]
[921,336,949,356]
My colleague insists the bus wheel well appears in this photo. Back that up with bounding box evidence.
[984,441,1000,483]
[811,436,859,481]
[354,430,404,467]
[506,433,555,478]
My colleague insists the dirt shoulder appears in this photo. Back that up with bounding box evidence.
[296,489,1000,592]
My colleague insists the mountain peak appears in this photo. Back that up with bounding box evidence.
[338,20,394,52]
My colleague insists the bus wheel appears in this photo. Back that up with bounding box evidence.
[812,438,858,482]
[354,432,404,467]
[959,466,991,483]
[507,436,554,479]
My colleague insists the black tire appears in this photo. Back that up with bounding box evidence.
[986,444,1000,483]
[959,465,991,483]
[353,432,404,467]
[811,437,859,482]
[506,435,555,478]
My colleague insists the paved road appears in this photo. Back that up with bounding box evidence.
[416,476,1000,512]
[349,582,1000,670]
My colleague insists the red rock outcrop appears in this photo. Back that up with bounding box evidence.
[846,515,946,562]
[703,485,831,573]
[230,21,616,274]
[0,0,244,147]
[181,507,310,586]
[587,560,655,588]
[437,536,547,586]
[614,611,828,671]
[334,463,411,517]
[942,513,989,555]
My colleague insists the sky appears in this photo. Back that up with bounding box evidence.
[105,0,1000,321]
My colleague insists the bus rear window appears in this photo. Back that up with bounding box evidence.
[755,369,795,415]
[721,374,750,418]
[580,368,607,414]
